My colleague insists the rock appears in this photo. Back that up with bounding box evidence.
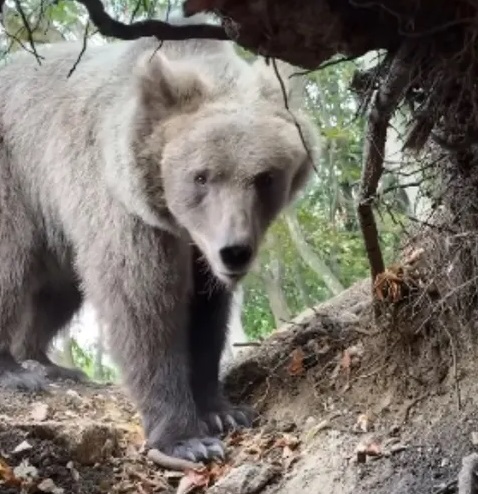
[65,389,83,406]
[13,459,39,481]
[12,440,33,453]
[21,419,119,465]
[470,431,478,446]
[209,463,280,494]
[59,421,120,465]
[30,402,50,422]
[458,453,478,494]
[37,478,65,493]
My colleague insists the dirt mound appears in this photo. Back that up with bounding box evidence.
[1,280,478,494]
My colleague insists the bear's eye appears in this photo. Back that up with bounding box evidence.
[253,171,274,189]
[194,171,208,185]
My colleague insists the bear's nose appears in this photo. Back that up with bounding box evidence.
[219,244,253,271]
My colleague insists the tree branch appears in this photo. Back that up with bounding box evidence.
[358,45,413,281]
[73,0,228,41]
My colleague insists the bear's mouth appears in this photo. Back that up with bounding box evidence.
[218,271,246,287]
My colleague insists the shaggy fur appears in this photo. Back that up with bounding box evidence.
[0,14,319,461]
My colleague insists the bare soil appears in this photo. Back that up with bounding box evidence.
[1,280,478,494]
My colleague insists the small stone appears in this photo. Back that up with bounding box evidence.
[30,402,49,422]
[471,431,478,446]
[65,389,83,404]
[37,478,64,494]
[12,440,33,453]
[13,459,38,481]
[304,416,316,428]
[66,461,80,481]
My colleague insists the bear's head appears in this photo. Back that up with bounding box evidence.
[131,51,320,287]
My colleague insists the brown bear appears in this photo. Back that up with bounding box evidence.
[0,13,320,461]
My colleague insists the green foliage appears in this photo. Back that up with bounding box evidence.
[70,338,118,382]
[241,59,407,339]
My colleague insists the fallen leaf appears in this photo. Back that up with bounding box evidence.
[176,468,210,494]
[356,437,383,463]
[208,463,231,484]
[0,458,22,487]
[275,433,300,451]
[287,348,305,376]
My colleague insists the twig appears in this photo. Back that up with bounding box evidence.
[73,0,228,41]
[67,21,90,77]
[271,57,318,175]
[400,392,429,424]
[290,55,361,78]
[358,44,413,282]
[13,0,42,64]
[147,448,203,472]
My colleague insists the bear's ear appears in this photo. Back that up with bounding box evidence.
[135,51,207,114]
[252,57,306,108]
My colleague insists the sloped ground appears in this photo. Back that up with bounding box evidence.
[1,280,478,494]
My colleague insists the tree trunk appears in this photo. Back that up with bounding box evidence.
[61,328,76,368]
[93,322,105,381]
[262,256,291,327]
[285,211,344,296]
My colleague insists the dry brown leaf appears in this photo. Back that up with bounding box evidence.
[364,441,382,456]
[275,433,300,451]
[356,437,383,463]
[208,463,231,484]
[226,430,246,447]
[0,458,22,487]
[287,348,305,376]
[176,468,210,494]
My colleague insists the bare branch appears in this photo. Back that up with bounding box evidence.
[67,21,90,77]
[73,0,228,41]
[13,0,42,63]
[358,45,413,281]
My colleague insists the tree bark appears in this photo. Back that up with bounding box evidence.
[285,211,344,296]
[262,256,291,327]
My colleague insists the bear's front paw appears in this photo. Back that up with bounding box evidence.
[161,436,225,462]
[201,403,257,435]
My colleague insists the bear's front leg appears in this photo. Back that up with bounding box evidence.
[78,221,224,462]
[189,250,257,435]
